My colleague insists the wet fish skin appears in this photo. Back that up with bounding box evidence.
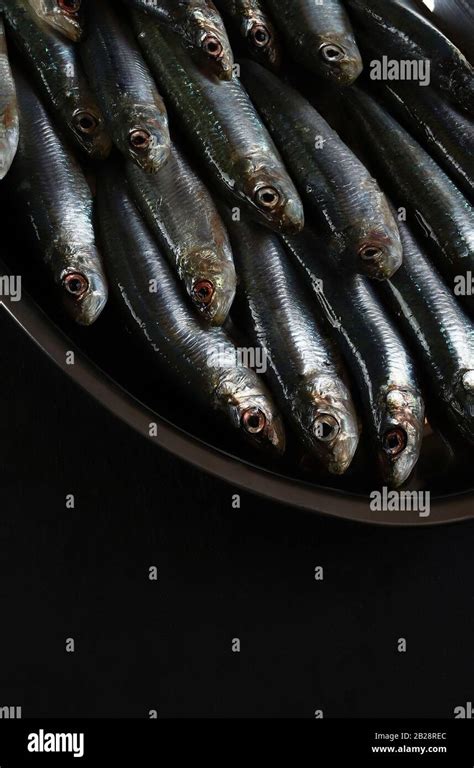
[0,17,19,180]
[379,82,474,204]
[9,72,107,325]
[96,164,285,455]
[213,0,281,71]
[226,213,359,474]
[284,229,425,488]
[3,0,111,159]
[241,61,402,280]
[81,0,170,173]
[133,14,304,233]
[126,143,236,325]
[27,0,83,42]
[379,217,474,446]
[264,0,363,85]
[339,87,474,316]
[123,0,234,80]
[346,0,474,115]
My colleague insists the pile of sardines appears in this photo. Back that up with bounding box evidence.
[0,0,473,489]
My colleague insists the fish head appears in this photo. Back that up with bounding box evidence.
[316,32,363,86]
[71,106,112,160]
[237,156,304,233]
[28,0,83,42]
[356,207,403,280]
[378,387,425,488]
[296,374,359,474]
[0,109,19,182]
[180,249,236,326]
[187,7,234,80]
[56,248,108,325]
[242,15,281,71]
[215,367,285,454]
[116,103,170,174]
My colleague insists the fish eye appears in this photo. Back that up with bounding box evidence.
[250,24,271,49]
[129,128,152,152]
[241,408,267,435]
[192,279,215,307]
[383,427,407,457]
[319,43,345,63]
[62,272,89,299]
[58,0,81,14]
[202,35,223,59]
[254,186,281,210]
[314,414,340,442]
[359,244,382,262]
[73,111,99,135]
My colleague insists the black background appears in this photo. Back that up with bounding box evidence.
[1,310,473,719]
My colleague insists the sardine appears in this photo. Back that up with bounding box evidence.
[346,0,474,115]
[4,0,111,159]
[8,71,108,325]
[27,0,83,42]
[132,14,304,233]
[96,164,285,455]
[241,61,402,280]
[126,143,236,325]
[0,17,19,180]
[264,0,362,85]
[380,216,474,446]
[122,0,234,80]
[226,214,359,474]
[81,0,170,173]
[379,82,474,204]
[284,230,425,488]
[339,87,474,315]
[213,0,281,71]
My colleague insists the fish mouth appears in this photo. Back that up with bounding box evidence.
[317,38,363,85]
[183,252,236,326]
[71,109,111,159]
[357,237,402,280]
[59,266,108,326]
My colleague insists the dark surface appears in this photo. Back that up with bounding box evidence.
[1,309,473,719]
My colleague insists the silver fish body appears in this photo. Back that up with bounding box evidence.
[8,71,108,325]
[227,214,359,474]
[97,164,285,455]
[0,17,19,180]
[284,230,425,488]
[132,13,304,234]
[4,0,111,159]
[81,0,170,173]
[126,143,236,325]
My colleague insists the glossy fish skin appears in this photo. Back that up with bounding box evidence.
[346,0,474,115]
[0,18,19,180]
[241,62,402,280]
[126,143,236,325]
[213,0,281,71]
[96,165,285,456]
[284,230,425,488]
[226,214,359,474]
[123,0,234,80]
[4,0,111,159]
[379,82,474,204]
[264,0,362,85]
[81,0,170,173]
[9,72,107,325]
[133,14,304,234]
[340,87,474,313]
[379,218,474,446]
[27,0,83,42]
